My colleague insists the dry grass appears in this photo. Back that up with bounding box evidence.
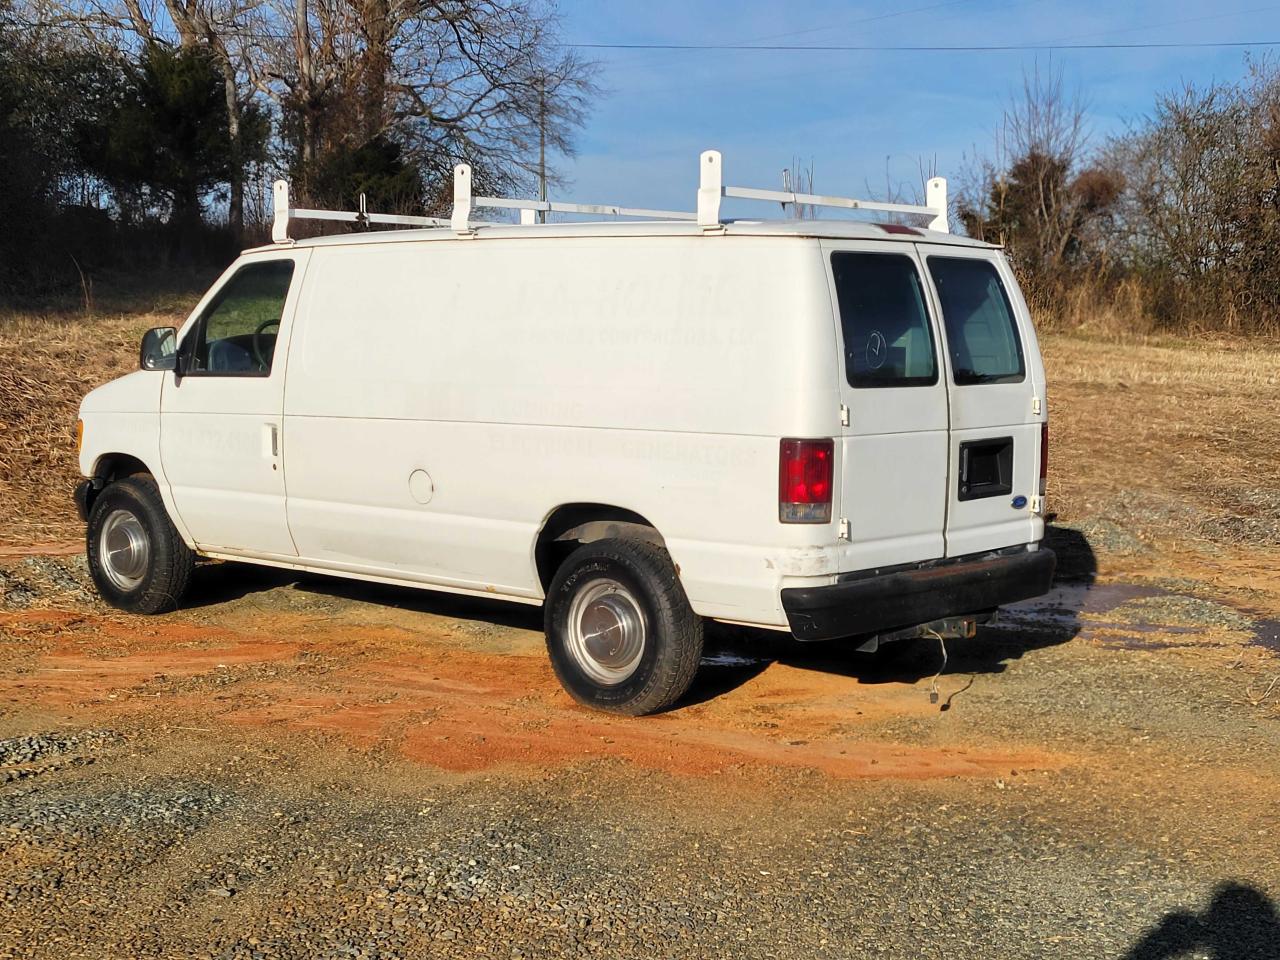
[0,304,191,544]
[1042,333,1280,552]
[2,300,1277,559]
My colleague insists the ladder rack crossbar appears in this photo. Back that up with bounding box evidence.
[475,195,697,221]
[723,186,939,218]
[289,208,451,228]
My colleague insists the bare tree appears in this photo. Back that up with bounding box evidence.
[958,63,1122,289]
[234,0,597,208]
[1106,57,1280,332]
[20,0,596,224]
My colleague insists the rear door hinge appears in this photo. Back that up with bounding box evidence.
[838,517,850,540]
[839,404,850,427]
[1031,396,1042,416]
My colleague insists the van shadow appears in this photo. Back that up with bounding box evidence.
[178,527,1099,713]
[678,524,1098,710]
[1122,882,1280,960]
[177,560,544,632]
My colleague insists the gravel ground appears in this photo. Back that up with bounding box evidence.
[1,550,1279,959]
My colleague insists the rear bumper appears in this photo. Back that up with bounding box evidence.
[781,546,1056,642]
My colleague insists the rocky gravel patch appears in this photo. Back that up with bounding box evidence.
[0,554,93,608]
[0,754,1276,960]
[1108,594,1257,632]
[0,730,121,785]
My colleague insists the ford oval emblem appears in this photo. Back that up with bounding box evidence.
[1011,495,1028,509]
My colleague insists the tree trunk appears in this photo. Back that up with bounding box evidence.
[359,0,392,143]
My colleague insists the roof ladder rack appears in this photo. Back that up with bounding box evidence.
[270,148,950,242]
[449,163,698,233]
[272,180,452,243]
[696,149,949,233]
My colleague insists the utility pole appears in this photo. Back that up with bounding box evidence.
[537,73,547,224]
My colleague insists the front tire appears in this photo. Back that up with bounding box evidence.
[86,475,194,614]
[544,538,703,716]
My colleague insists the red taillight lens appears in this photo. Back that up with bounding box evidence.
[1039,421,1049,497]
[779,438,834,523]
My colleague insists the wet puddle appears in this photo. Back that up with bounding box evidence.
[994,580,1253,649]
[1252,619,1280,655]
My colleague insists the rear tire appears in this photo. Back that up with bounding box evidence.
[544,538,703,716]
[86,475,194,614]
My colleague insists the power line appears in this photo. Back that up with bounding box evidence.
[1038,3,1280,45]
[739,0,981,44]
[566,39,1279,52]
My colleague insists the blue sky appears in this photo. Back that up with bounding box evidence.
[551,1,1278,217]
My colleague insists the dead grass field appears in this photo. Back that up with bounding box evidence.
[1043,335,1280,543]
[2,301,1279,959]
[0,304,185,544]
[2,299,1278,565]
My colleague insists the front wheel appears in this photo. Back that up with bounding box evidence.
[86,475,194,614]
[544,538,703,716]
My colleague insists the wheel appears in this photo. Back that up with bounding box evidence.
[85,475,194,614]
[544,538,703,716]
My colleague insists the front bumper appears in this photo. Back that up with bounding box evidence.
[781,546,1056,642]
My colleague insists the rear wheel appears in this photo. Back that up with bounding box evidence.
[86,475,194,614]
[544,538,703,716]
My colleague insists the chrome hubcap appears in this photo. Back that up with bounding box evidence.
[98,509,150,590]
[566,579,646,685]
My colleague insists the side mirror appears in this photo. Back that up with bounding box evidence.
[139,327,178,372]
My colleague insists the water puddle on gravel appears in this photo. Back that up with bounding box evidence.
[995,580,1254,649]
[1252,619,1280,654]
[996,581,1160,631]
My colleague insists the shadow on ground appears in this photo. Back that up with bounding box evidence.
[177,526,1098,713]
[681,525,1098,710]
[178,559,543,631]
[1123,882,1280,960]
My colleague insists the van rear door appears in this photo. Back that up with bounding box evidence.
[822,241,950,572]
[916,246,1045,557]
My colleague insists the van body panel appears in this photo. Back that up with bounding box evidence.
[158,248,311,556]
[78,222,1052,645]
[916,244,1047,557]
[820,240,950,573]
[280,237,839,626]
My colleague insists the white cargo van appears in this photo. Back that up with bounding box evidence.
[75,151,1055,715]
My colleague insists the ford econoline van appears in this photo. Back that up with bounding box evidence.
[74,151,1055,715]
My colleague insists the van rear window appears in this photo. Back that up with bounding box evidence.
[830,252,938,388]
[927,257,1025,385]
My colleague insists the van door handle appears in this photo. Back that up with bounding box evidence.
[263,423,279,459]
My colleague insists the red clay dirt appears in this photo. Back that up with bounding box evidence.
[0,604,1064,781]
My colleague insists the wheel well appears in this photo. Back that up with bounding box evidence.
[92,453,151,483]
[534,503,667,594]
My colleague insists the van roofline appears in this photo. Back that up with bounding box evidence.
[244,218,999,255]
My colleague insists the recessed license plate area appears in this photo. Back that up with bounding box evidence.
[958,436,1013,501]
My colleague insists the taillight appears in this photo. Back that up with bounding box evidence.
[779,438,834,523]
[1039,421,1049,498]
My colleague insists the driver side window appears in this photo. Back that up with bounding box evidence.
[185,260,295,376]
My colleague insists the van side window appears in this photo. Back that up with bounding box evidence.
[927,257,1025,385]
[830,252,938,388]
[184,260,295,376]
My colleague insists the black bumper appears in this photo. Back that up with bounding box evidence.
[781,546,1056,642]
